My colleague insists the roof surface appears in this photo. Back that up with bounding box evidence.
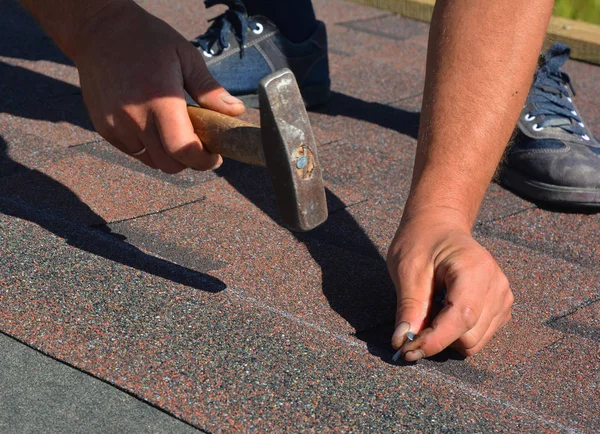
[1,0,599,432]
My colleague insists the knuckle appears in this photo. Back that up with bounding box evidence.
[505,289,515,307]
[454,336,484,357]
[459,305,480,330]
[165,141,193,161]
[498,273,511,291]
[396,295,429,314]
[462,347,479,357]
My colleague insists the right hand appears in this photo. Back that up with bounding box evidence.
[387,208,513,361]
[71,0,245,173]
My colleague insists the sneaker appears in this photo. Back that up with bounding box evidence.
[191,0,331,108]
[498,43,600,208]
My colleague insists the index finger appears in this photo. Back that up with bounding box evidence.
[152,95,222,171]
[401,273,486,361]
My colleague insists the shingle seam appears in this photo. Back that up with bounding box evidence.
[90,197,206,227]
[224,286,584,433]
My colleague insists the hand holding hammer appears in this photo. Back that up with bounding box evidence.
[187,69,328,232]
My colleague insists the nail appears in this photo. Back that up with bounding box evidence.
[404,349,425,362]
[220,92,243,105]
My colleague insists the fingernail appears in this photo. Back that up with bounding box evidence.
[404,349,425,362]
[220,92,243,105]
[391,321,411,349]
[395,321,410,337]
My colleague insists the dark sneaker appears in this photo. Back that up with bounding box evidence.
[191,0,330,108]
[498,43,600,208]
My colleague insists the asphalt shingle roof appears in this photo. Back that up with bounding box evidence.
[1,0,598,431]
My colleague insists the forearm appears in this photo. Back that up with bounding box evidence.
[406,0,553,228]
[20,0,131,58]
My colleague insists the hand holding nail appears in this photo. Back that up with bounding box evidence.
[387,218,514,362]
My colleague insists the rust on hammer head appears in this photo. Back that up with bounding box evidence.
[258,69,328,232]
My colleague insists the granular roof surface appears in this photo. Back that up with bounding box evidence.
[1,0,599,432]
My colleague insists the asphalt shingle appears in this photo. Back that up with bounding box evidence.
[1,0,599,431]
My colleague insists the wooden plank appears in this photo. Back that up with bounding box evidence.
[544,16,600,65]
[346,0,600,65]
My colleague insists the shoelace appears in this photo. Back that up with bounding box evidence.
[524,43,590,141]
[191,0,262,57]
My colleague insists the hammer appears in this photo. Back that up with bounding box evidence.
[187,69,328,232]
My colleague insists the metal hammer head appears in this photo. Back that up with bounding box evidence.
[258,69,328,232]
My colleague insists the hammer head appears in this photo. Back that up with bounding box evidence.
[258,69,328,232]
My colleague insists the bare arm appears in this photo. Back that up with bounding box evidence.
[21,0,118,58]
[409,0,553,221]
[21,0,244,172]
[389,0,554,359]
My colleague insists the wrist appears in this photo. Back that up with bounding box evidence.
[70,0,135,60]
[402,167,490,231]
[401,189,476,234]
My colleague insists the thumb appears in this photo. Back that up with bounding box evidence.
[179,44,245,116]
[390,265,434,350]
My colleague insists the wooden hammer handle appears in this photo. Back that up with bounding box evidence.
[187,106,266,167]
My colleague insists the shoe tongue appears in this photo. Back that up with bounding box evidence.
[541,42,570,72]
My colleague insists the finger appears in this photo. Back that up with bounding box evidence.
[402,275,486,361]
[451,278,512,353]
[389,259,435,350]
[401,261,490,360]
[448,299,496,352]
[178,43,245,116]
[152,96,222,171]
[140,120,186,174]
[452,310,511,356]
[130,145,156,169]
[402,302,474,361]
[107,134,157,169]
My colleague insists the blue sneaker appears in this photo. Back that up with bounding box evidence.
[498,43,600,208]
[192,0,331,108]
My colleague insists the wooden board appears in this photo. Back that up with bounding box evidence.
[347,0,600,65]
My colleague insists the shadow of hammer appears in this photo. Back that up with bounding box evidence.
[187,69,328,232]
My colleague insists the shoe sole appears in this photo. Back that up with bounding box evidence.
[500,167,600,208]
[237,84,331,109]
